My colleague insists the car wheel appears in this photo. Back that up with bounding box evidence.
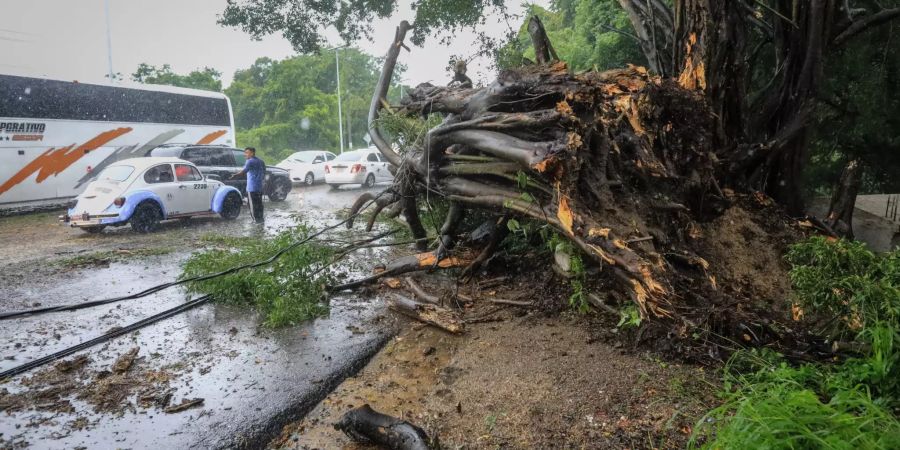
[220,192,242,220]
[130,202,162,233]
[304,172,314,186]
[83,225,106,234]
[364,174,376,188]
[269,178,290,202]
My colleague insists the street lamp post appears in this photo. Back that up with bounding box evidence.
[104,0,115,81]
[331,46,347,154]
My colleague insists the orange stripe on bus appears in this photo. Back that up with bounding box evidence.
[196,130,227,145]
[0,127,133,196]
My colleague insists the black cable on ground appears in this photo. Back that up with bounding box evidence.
[0,191,389,321]
[0,295,212,380]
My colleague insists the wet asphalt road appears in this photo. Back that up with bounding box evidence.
[0,183,401,449]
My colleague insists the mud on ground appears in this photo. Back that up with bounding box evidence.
[271,308,717,450]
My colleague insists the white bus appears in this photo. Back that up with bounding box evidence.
[0,74,235,212]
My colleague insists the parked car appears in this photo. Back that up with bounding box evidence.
[146,144,292,201]
[275,150,337,185]
[324,149,393,189]
[60,157,243,233]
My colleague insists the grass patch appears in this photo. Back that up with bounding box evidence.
[180,225,334,327]
[692,238,900,449]
[56,247,173,268]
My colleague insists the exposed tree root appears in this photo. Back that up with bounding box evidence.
[341,20,816,360]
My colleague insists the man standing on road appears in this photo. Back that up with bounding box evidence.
[232,147,266,223]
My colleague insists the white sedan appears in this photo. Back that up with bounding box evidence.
[60,157,243,233]
[324,149,393,189]
[275,150,337,185]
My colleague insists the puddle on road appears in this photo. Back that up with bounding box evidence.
[0,185,406,448]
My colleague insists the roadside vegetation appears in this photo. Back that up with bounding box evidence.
[693,237,900,448]
[180,226,334,327]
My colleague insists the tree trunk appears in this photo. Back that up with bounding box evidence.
[826,159,862,239]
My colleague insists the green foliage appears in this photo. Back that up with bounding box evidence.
[786,237,900,337]
[219,0,510,53]
[617,304,642,329]
[131,63,222,92]
[180,226,333,327]
[372,110,443,151]
[496,2,645,72]
[692,344,900,450]
[694,238,900,448]
[225,51,410,163]
[544,231,589,312]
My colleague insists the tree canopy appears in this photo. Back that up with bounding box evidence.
[216,0,900,201]
[131,63,223,92]
[224,49,408,162]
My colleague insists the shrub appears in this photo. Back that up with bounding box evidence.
[693,238,900,448]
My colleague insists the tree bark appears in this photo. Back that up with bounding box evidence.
[826,159,862,239]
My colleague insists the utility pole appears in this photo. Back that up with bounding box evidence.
[334,47,344,154]
[104,0,115,81]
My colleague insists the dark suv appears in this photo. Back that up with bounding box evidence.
[146,145,292,201]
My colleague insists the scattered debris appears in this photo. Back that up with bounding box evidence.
[334,404,432,450]
[164,398,205,414]
[112,347,139,373]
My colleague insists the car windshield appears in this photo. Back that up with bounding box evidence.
[334,151,363,162]
[97,165,135,182]
[291,152,318,163]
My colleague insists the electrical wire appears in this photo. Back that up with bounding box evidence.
[0,191,388,321]
[0,295,212,380]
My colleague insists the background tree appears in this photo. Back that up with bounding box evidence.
[131,63,223,92]
[224,49,408,162]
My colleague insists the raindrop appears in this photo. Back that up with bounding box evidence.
[24,87,31,95]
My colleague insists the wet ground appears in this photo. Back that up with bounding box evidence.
[0,184,402,449]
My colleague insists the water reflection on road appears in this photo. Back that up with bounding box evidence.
[0,184,401,449]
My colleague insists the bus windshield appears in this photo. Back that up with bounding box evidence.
[98,165,135,182]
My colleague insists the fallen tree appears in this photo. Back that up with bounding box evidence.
[335,18,825,360]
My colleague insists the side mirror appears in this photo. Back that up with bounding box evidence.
[313,158,324,164]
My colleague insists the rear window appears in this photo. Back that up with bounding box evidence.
[208,148,235,166]
[175,164,203,182]
[233,150,246,166]
[148,147,184,158]
[334,151,362,162]
[292,152,318,163]
[98,165,134,182]
[181,147,212,166]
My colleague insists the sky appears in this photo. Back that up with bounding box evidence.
[1,0,550,89]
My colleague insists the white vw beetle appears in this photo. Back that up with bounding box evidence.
[60,157,243,233]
